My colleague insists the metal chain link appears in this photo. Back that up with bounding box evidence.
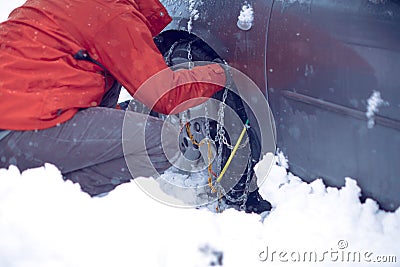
[164,41,180,66]
[214,80,253,211]
[220,131,249,150]
[214,153,253,210]
[180,110,190,127]
[239,155,253,211]
[187,41,194,70]
[215,88,228,175]
[164,46,254,212]
[215,60,249,150]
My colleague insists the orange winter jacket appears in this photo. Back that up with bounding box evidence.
[0,0,226,130]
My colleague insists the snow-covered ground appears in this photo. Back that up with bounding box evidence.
[0,156,399,267]
[1,3,399,267]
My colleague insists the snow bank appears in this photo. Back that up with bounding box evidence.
[0,157,399,267]
[0,164,262,267]
[255,156,400,266]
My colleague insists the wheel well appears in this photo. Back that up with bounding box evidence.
[154,30,221,64]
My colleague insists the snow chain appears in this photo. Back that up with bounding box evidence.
[165,41,255,212]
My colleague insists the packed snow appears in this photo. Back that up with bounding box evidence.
[187,0,200,33]
[1,3,399,267]
[237,3,254,31]
[366,90,389,129]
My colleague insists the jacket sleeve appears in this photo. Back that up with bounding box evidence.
[92,9,226,115]
[134,0,172,36]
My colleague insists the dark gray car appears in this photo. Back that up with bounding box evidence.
[153,0,400,211]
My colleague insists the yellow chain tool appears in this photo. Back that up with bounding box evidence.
[217,119,250,183]
[185,123,199,146]
[205,140,217,193]
[185,123,218,193]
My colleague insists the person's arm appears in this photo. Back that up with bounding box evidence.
[134,0,172,37]
[93,10,226,114]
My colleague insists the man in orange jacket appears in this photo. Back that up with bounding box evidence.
[0,0,226,195]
